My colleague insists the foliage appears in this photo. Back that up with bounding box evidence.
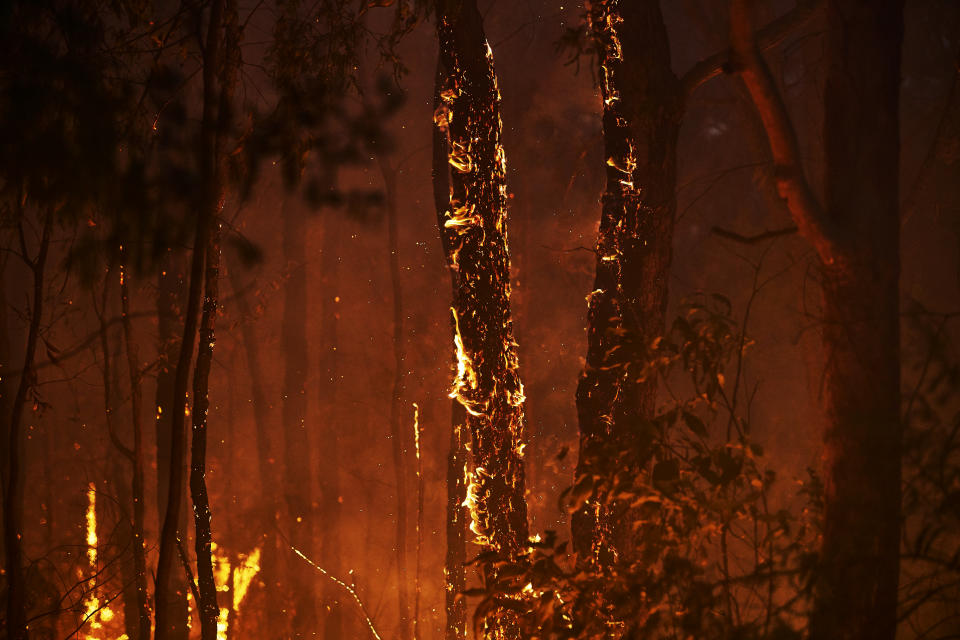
[469,294,822,639]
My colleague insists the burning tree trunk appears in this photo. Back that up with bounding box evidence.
[3,211,51,640]
[729,1,902,638]
[571,0,681,568]
[379,156,413,640]
[433,0,531,634]
[281,195,318,636]
[190,221,223,640]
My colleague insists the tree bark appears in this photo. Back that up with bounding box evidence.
[433,1,531,635]
[571,0,681,567]
[3,211,51,640]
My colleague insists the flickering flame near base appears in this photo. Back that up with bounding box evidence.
[211,544,262,640]
[81,483,119,639]
[289,544,383,640]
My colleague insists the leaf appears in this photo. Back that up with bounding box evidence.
[682,411,707,438]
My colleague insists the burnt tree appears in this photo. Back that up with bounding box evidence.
[433,0,531,635]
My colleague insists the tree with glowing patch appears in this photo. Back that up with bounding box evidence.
[433,0,531,636]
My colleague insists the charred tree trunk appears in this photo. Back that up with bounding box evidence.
[729,2,903,639]
[3,211,51,640]
[318,212,344,640]
[281,195,317,637]
[571,0,680,567]
[433,1,531,635]
[379,156,413,640]
[190,221,222,640]
[156,0,228,635]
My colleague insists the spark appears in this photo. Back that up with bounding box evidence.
[289,545,383,640]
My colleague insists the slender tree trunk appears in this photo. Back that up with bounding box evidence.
[318,211,344,640]
[155,0,226,634]
[154,248,190,640]
[809,3,902,639]
[379,156,412,640]
[119,255,152,640]
[4,211,51,640]
[190,221,222,640]
[571,0,680,567]
[281,195,317,637]
[433,1,531,635]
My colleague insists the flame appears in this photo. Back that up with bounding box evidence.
[81,483,118,639]
[210,544,262,640]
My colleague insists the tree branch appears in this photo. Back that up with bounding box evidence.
[681,0,821,98]
[712,225,798,245]
[728,0,843,265]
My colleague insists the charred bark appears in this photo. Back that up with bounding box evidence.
[433,0,531,635]
[571,0,681,567]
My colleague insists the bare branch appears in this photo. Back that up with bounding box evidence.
[711,225,798,245]
[681,0,822,98]
[728,0,843,265]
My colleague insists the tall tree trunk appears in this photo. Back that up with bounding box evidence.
[318,211,344,640]
[379,156,412,640]
[119,255,152,640]
[433,1,531,635]
[155,0,226,634]
[729,2,903,638]
[810,3,902,638]
[190,221,222,640]
[281,195,317,637]
[228,259,283,632]
[3,211,51,640]
[571,0,680,567]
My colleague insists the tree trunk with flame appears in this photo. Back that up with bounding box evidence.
[729,1,902,638]
[571,0,680,568]
[433,0,531,635]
